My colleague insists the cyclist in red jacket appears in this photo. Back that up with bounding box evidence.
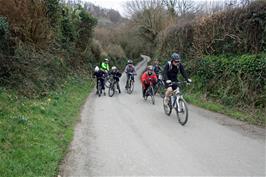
[141,66,158,98]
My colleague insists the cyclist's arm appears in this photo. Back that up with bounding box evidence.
[179,64,189,81]
[124,65,128,73]
[132,66,137,75]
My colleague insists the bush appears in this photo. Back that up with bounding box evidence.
[193,1,266,56]
[0,1,99,97]
[194,53,266,109]
[0,17,10,54]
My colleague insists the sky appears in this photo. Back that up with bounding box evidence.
[83,0,129,16]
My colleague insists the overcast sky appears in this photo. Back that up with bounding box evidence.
[83,0,128,16]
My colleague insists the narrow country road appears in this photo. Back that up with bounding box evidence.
[60,56,265,176]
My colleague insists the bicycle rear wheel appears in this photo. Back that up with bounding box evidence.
[175,98,188,125]
[158,81,165,98]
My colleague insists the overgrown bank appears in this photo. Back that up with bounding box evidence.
[0,77,93,176]
[0,0,98,97]
[186,53,266,126]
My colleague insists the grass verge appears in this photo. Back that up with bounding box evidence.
[184,92,265,127]
[0,77,94,177]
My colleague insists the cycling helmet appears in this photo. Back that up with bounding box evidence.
[147,65,153,76]
[105,58,109,62]
[147,65,153,70]
[128,59,133,64]
[111,66,117,71]
[94,66,99,72]
[171,52,181,62]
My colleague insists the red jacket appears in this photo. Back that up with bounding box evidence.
[141,71,158,88]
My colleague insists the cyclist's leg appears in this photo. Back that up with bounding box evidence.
[164,82,174,105]
[116,79,121,93]
[96,78,99,89]
[125,74,129,88]
[100,78,105,93]
[96,78,99,93]
[142,84,146,97]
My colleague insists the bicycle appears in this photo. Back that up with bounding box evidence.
[108,76,121,97]
[163,81,189,126]
[125,73,135,94]
[154,73,165,98]
[144,78,155,105]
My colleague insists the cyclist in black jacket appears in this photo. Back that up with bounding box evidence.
[109,66,122,93]
[94,66,106,95]
[152,59,162,79]
[163,53,192,105]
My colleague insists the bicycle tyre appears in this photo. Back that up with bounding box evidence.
[105,77,111,88]
[108,82,115,97]
[158,81,165,98]
[175,98,188,126]
[127,79,134,94]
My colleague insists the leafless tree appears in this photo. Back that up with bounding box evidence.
[124,0,163,16]
[162,0,206,16]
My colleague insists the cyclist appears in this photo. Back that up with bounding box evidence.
[109,66,122,93]
[141,66,158,98]
[152,59,162,79]
[124,59,137,89]
[162,52,192,105]
[93,66,106,95]
[100,58,110,72]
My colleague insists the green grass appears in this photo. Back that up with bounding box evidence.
[184,92,266,127]
[0,77,94,177]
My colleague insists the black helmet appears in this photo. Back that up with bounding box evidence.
[171,53,181,62]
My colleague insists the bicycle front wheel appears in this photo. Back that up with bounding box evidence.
[127,80,134,94]
[105,77,111,88]
[175,98,188,125]
[108,83,115,97]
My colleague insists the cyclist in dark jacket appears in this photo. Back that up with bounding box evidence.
[94,66,106,95]
[152,59,162,78]
[163,53,192,105]
[109,66,122,93]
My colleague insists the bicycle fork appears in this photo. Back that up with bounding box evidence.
[172,95,182,112]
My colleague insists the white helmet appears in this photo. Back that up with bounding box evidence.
[94,66,99,72]
[111,66,117,70]
[105,58,109,62]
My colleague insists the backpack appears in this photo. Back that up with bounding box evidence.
[163,61,172,72]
